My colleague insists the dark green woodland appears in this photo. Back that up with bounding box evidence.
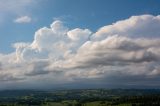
[0,89,160,106]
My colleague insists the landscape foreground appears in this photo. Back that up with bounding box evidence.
[0,89,160,106]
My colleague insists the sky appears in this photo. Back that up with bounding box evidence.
[0,0,160,89]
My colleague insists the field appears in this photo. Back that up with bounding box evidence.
[0,89,160,106]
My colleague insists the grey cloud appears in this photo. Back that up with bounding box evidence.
[25,61,50,76]
[0,74,25,82]
[66,36,160,71]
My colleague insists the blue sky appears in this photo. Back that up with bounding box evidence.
[1,0,160,53]
[0,0,160,89]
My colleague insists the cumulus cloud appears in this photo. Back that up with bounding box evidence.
[92,15,160,40]
[68,28,91,41]
[0,14,160,89]
[14,16,31,23]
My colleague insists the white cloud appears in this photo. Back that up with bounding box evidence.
[92,15,160,41]
[68,28,91,41]
[0,0,40,25]
[1,14,160,89]
[14,16,32,23]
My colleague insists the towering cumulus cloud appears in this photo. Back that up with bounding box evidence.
[0,14,160,89]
